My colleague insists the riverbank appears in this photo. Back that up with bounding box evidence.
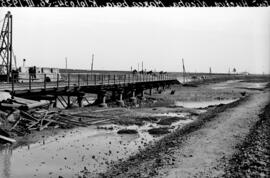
[91,79,270,177]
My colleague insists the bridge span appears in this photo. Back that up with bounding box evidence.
[0,73,179,108]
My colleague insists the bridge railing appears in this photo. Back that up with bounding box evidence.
[1,72,174,93]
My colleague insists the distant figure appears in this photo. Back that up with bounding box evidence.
[132,70,137,74]
[33,66,36,79]
[29,66,36,81]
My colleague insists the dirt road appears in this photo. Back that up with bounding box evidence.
[98,89,269,178]
[158,90,270,178]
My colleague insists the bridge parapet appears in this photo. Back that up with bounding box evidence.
[0,72,175,94]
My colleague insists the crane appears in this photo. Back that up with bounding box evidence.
[0,11,16,82]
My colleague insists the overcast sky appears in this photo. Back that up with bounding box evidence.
[1,8,269,74]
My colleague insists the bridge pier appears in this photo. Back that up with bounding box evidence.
[141,89,146,100]
[98,91,107,108]
[53,96,57,108]
[77,95,83,107]
[117,90,125,107]
[67,96,71,108]
[130,89,137,105]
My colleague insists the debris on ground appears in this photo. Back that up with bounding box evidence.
[0,96,105,145]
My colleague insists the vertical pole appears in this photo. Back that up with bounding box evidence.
[29,73,31,90]
[67,95,70,108]
[68,73,70,88]
[9,13,13,83]
[11,72,14,98]
[65,57,68,73]
[6,13,10,83]
[124,74,126,84]
[91,54,94,76]
[114,75,116,84]
[78,74,80,86]
[57,73,59,89]
[44,74,46,89]
[94,74,96,85]
[101,74,104,84]
[86,73,88,86]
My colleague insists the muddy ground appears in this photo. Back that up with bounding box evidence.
[0,75,269,178]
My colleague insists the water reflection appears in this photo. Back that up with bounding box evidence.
[1,145,12,178]
[0,112,199,178]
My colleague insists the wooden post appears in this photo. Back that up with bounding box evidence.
[11,72,14,99]
[56,73,59,89]
[78,74,80,86]
[29,73,31,90]
[78,96,83,107]
[68,73,70,88]
[44,74,46,89]
[86,73,88,86]
[67,95,71,108]
[94,74,96,85]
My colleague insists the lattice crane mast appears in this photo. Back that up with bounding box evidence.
[0,11,15,82]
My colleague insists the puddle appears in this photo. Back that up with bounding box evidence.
[211,80,242,90]
[0,126,156,178]
[174,99,238,109]
[237,82,268,89]
[0,113,197,178]
[152,112,190,118]
[211,80,267,90]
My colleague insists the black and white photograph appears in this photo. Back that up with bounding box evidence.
[0,6,269,178]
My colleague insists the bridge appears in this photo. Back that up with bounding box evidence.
[0,72,179,108]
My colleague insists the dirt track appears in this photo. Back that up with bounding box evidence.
[96,87,270,177]
[160,90,270,177]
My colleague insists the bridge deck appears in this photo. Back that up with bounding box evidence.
[0,73,178,97]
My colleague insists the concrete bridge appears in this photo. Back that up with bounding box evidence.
[0,73,179,108]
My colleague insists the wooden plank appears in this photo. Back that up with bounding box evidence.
[40,111,48,130]
[0,135,16,143]
[40,117,60,131]
[20,111,39,122]
[27,101,50,109]
[10,116,22,131]
[13,97,38,105]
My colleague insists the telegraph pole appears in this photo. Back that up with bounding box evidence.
[65,57,67,73]
[91,54,94,74]
[182,58,186,83]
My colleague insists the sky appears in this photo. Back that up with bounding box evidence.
[0,8,269,74]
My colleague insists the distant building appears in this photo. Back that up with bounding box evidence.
[239,72,250,75]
